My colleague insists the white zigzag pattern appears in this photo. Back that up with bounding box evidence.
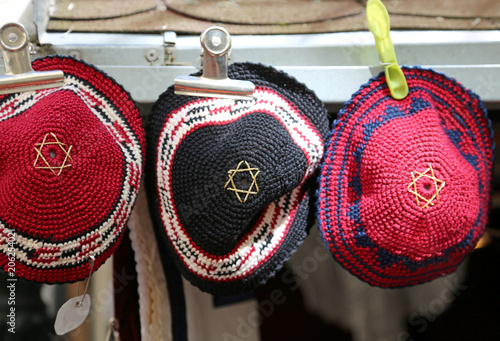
[157,89,323,280]
[0,75,142,269]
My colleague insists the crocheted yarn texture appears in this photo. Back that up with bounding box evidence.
[146,62,328,295]
[0,56,145,283]
[317,67,494,288]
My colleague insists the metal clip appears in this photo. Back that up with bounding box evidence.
[174,26,255,100]
[105,318,120,341]
[0,23,64,95]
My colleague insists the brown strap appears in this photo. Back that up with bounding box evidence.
[384,0,500,19]
[166,0,362,25]
[52,0,157,20]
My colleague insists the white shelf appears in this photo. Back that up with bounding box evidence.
[33,30,500,109]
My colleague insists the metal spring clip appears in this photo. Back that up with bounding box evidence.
[0,22,64,95]
[174,26,255,100]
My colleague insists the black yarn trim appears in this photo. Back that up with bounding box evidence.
[151,204,188,341]
[145,62,329,295]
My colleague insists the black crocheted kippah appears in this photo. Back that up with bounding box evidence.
[146,62,328,295]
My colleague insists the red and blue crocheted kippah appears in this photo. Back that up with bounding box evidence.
[146,62,329,296]
[0,56,145,283]
[317,67,494,288]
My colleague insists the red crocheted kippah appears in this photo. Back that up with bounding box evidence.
[317,67,494,288]
[0,56,145,283]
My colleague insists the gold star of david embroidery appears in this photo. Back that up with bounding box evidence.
[407,163,445,209]
[224,161,259,203]
[33,133,73,176]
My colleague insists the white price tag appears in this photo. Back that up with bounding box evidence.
[54,294,91,335]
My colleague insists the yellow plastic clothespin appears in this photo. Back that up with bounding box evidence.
[366,0,408,100]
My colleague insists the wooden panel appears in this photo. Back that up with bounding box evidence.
[47,9,500,34]
[47,0,500,34]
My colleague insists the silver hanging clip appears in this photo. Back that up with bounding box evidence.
[0,22,64,95]
[54,254,95,336]
[105,318,120,341]
[174,26,255,100]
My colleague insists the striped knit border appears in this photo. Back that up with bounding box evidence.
[317,66,494,288]
[0,58,144,283]
[156,88,323,281]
